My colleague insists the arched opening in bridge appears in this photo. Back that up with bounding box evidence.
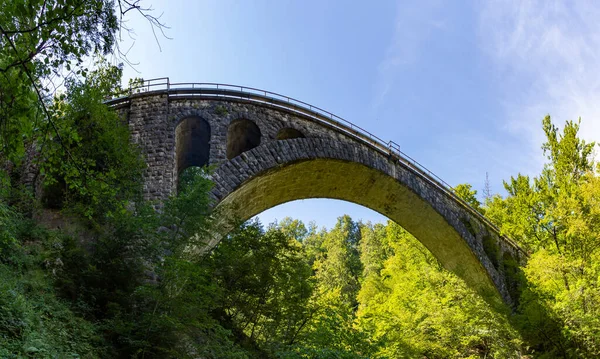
[215,157,514,308]
[256,198,385,230]
[227,119,261,159]
[276,127,305,140]
[176,116,211,179]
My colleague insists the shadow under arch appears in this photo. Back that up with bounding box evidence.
[277,127,305,140]
[227,118,261,159]
[176,116,211,180]
[210,138,519,308]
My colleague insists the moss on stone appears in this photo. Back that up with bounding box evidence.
[483,234,500,269]
[461,217,477,237]
[502,252,522,307]
[214,105,228,116]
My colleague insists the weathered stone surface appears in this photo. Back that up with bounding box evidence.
[117,91,526,307]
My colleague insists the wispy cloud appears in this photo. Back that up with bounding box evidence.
[372,0,445,110]
[479,0,600,159]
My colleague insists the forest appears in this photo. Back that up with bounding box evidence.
[1,1,600,358]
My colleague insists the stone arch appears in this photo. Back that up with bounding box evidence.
[226,119,261,159]
[175,116,211,177]
[277,127,305,140]
[211,138,523,307]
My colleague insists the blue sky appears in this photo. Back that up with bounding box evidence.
[119,0,600,229]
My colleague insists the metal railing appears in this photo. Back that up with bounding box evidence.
[107,77,525,255]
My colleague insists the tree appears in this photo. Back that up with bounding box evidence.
[454,183,484,213]
[356,221,521,358]
[358,222,388,280]
[486,115,600,357]
[273,217,308,243]
[1,0,114,162]
[210,220,316,354]
[0,0,165,174]
[289,216,371,357]
[356,223,388,316]
[313,215,362,309]
[41,62,145,219]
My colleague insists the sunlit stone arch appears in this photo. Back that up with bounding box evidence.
[211,137,521,308]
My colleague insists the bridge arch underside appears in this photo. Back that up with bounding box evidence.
[211,137,521,308]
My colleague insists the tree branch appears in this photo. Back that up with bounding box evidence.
[0,24,84,177]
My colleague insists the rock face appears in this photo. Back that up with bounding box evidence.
[111,90,526,307]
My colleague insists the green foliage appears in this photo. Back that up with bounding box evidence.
[485,115,600,357]
[0,0,120,164]
[359,222,388,279]
[313,215,362,309]
[215,105,229,116]
[0,264,102,358]
[0,68,39,163]
[454,183,484,213]
[482,234,500,269]
[0,216,104,358]
[0,0,118,75]
[275,217,308,243]
[0,201,19,261]
[41,64,145,219]
[276,346,368,359]
[268,217,523,358]
[212,220,315,354]
[163,166,214,249]
[298,287,370,357]
[356,222,521,358]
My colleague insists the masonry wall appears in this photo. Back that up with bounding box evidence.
[128,94,371,201]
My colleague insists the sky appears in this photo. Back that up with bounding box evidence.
[118,0,600,229]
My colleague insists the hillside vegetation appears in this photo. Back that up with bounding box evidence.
[2,1,600,357]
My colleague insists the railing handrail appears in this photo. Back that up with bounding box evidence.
[108,77,526,255]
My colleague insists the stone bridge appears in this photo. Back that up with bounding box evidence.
[107,80,526,308]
